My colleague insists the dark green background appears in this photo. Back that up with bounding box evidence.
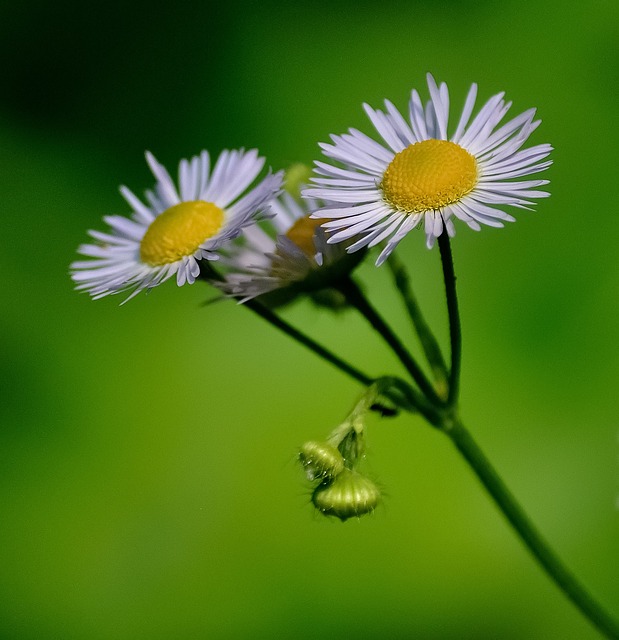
[2,1,618,638]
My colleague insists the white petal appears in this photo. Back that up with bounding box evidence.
[426,73,449,140]
[363,103,407,152]
[145,151,180,205]
[452,83,478,143]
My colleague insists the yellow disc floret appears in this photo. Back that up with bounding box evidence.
[140,201,224,266]
[381,139,477,213]
[284,215,328,258]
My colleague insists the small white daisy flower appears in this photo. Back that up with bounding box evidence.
[71,149,283,302]
[214,191,362,306]
[304,73,553,265]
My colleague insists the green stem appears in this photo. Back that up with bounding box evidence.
[326,377,398,465]
[386,252,449,394]
[199,262,372,389]
[437,234,462,407]
[447,419,619,640]
[347,376,412,426]
[244,300,426,416]
[335,276,443,408]
[244,299,372,387]
[199,262,422,414]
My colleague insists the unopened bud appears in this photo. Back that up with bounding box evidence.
[312,469,381,521]
[284,163,312,198]
[299,440,345,481]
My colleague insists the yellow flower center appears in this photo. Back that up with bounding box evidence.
[284,215,328,258]
[140,201,224,266]
[381,139,477,213]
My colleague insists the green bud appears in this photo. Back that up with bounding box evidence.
[312,469,381,521]
[284,163,312,199]
[299,440,345,481]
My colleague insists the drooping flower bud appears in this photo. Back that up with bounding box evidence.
[299,440,345,481]
[312,469,381,521]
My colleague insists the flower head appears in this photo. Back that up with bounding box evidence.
[304,74,553,265]
[71,149,283,302]
[212,190,364,306]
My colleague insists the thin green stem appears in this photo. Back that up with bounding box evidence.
[335,276,443,408]
[386,252,449,394]
[199,263,369,388]
[244,299,371,387]
[244,300,427,416]
[438,233,462,407]
[348,376,414,425]
[199,262,423,414]
[446,419,619,640]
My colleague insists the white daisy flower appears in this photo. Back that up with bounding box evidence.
[304,73,553,265]
[214,191,362,306]
[71,149,283,302]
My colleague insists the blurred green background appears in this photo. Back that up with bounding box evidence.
[2,0,618,638]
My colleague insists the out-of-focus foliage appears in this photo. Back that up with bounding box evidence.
[1,1,618,638]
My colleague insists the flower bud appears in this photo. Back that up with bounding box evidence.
[299,440,345,481]
[284,163,312,198]
[312,469,381,521]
